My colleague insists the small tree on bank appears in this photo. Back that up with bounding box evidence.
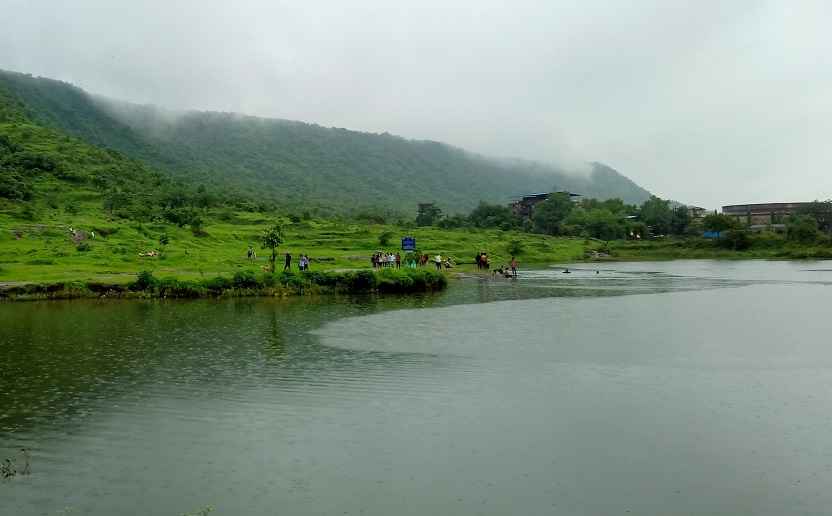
[703,213,736,234]
[261,224,284,272]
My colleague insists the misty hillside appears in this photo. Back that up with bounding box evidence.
[0,70,651,213]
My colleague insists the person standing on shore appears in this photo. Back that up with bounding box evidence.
[284,252,292,271]
[395,253,401,269]
[510,256,519,278]
[434,254,442,270]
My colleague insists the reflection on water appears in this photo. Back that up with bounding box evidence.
[1,260,832,516]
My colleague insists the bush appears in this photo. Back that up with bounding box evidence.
[787,215,820,244]
[505,239,524,256]
[378,231,395,246]
[64,201,80,215]
[233,270,260,289]
[260,273,277,288]
[277,271,305,290]
[26,258,54,265]
[157,278,204,298]
[342,270,377,291]
[130,270,158,291]
[303,270,339,287]
[204,276,233,292]
[717,229,752,251]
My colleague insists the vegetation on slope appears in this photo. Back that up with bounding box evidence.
[0,69,652,215]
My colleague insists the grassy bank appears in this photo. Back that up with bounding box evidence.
[0,200,594,286]
[606,236,832,260]
[0,267,448,301]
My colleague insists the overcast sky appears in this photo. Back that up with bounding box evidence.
[1,0,829,207]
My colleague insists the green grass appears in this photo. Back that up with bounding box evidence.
[0,197,595,286]
[607,237,832,260]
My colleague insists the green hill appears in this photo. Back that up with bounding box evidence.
[0,69,651,215]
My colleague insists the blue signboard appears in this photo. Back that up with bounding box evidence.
[401,236,416,251]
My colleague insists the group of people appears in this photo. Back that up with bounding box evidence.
[372,252,402,269]
[285,252,311,271]
[371,251,455,270]
[492,256,519,278]
[475,251,490,270]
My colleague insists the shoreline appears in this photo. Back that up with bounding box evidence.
[6,252,832,302]
[0,268,448,302]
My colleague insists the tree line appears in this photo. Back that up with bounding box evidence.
[415,194,832,246]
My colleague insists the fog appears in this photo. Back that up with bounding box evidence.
[1,0,830,207]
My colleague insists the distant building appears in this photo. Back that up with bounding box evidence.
[510,191,581,218]
[722,202,811,225]
[687,206,707,219]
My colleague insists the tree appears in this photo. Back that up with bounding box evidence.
[261,224,285,272]
[532,192,574,235]
[159,232,170,258]
[415,203,442,226]
[718,229,752,250]
[639,196,673,235]
[703,213,737,234]
[505,239,525,256]
[670,206,691,235]
[378,231,394,246]
[786,215,819,244]
[584,209,626,240]
[468,202,517,229]
[797,200,832,234]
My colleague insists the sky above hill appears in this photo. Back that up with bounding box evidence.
[1,0,829,208]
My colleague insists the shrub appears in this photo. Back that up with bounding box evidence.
[233,270,260,289]
[130,270,158,291]
[717,229,752,251]
[505,239,524,256]
[342,270,376,291]
[25,258,54,265]
[203,276,233,292]
[260,273,276,288]
[277,271,305,290]
[64,201,80,215]
[378,231,395,246]
[303,270,339,287]
[157,278,204,298]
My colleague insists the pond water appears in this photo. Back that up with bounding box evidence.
[2,260,832,515]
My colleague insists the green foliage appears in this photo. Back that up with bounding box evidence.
[130,270,158,291]
[639,196,673,235]
[670,206,691,235]
[19,203,37,220]
[378,231,394,246]
[703,213,737,233]
[577,197,635,215]
[717,229,752,250]
[261,224,284,272]
[436,214,468,229]
[797,200,832,233]
[468,202,517,229]
[416,204,442,226]
[0,69,653,219]
[233,270,259,289]
[505,239,525,256]
[532,192,574,235]
[787,215,820,244]
[565,208,626,240]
